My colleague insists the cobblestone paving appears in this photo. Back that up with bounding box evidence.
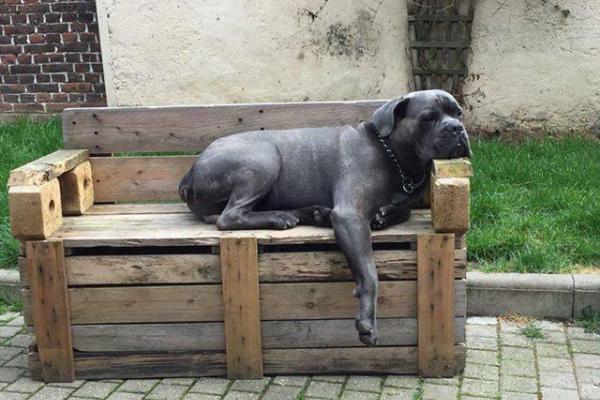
[0,313,599,399]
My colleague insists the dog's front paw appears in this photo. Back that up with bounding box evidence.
[356,318,378,346]
[371,204,410,230]
[311,206,332,226]
[269,211,299,229]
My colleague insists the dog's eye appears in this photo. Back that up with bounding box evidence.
[421,110,438,121]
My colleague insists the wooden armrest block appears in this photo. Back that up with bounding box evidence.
[9,179,63,239]
[433,158,473,178]
[8,149,89,187]
[59,161,94,215]
[431,177,470,234]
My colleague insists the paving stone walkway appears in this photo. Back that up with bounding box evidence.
[0,313,598,399]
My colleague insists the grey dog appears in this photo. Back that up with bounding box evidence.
[179,89,471,345]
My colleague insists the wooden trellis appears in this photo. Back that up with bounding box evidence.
[407,0,475,100]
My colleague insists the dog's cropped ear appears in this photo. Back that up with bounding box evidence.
[372,96,410,137]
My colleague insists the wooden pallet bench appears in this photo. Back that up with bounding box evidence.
[8,101,472,382]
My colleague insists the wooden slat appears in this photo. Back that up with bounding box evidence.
[433,158,473,178]
[59,161,94,215]
[220,236,263,378]
[70,318,466,352]
[27,240,74,382]
[29,345,465,379]
[40,281,465,324]
[411,41,469,48]
[62,101,385,154]
[51,210,438,247]
[20,249,465,287]
[418,233,456,377]
[9,179,63,240]
[90,156,195,202]
[85,203,189,215]
[8,150,89,187]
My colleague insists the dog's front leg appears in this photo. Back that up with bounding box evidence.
[330,207,378,345]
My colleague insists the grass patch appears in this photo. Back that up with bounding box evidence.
[0,296,23,314]
[575,306,600,335]
[0,118,63,269]
[469,138,600,273]
[0,119,598,273]
[521,321,545,339]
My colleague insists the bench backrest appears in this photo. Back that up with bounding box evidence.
[62,101,385,203]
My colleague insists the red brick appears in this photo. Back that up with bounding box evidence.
[62,82,92,92]
[46,102,72,112]
[0,84,25,94]
[46,33,61,43]
[81,53,98,62]
[70,22,86,32]
[89,42,100,52]
[0,45,19,54]
[62,32,78,43]
[2,26,17,36]
[18,74,34,84]
[20,93,36,103]
[70,93,85,101]
[90,63,103,72]
[14,103,45,112]
[93,83,105,92]
[62,42,88,52]
[1,54,17,64]
[17,3,51,13]
[36,92,51,102]
[11,15,27,24]
[0,103,15,112]
[62,12,78,22]
[74,63,90,73]
[0,36,11,45]
[23,44,56,53]
[0,15,10,25]
[3,75,18,84]
[16,24,35,35]
[51,73,66,82]
[2,94,19,103]
[79,32,97,43]
[42,63,73,73]
[65,53,81,62]
[84,73,101,83]
[29,83,59,92]
[44,13,61,23]
[66,72,84,82]
[27,14,44,25]
[36,74,51,83]
[13,35,28,45]
[51,92,69,102]
[17,54,32,64]
[29,34,46,44]
[38,23,68,33]
[10,64,40,74]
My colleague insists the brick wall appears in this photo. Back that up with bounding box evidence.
[0,0,106,114]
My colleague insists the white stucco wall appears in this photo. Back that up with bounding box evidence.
[462,0,600,134]
[97,0,600,133]
[96,0,411,106]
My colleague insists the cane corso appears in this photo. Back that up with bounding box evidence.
[178,89,471,345]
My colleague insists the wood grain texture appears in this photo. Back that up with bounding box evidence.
[62,101,385,153]
[70,318,466,352]
[90,156,194,202]
[433,158,473,178]
[431,177,470,234]
[9,179,63,240]
[27,240,74,382]
[29,345,465,379]
[85,203,189,215]
[220,236,263,378]
[51,210,443,247]
[418,233,456,377]
[21,281,466,324]
[59,161,94,215]
[18,249,466,287]
[8,150,88,186]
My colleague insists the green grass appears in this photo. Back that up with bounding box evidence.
[521,320,545,339]
[0,118,63,270]
[469,138,600,273]
[0,119,599,274]
[576,306,600,335]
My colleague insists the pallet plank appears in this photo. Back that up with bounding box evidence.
[62,101,385,154]
[220,236,263,378]
[90,156,195,202]
[8,150,88,187]
[418,233,456,377]
[18,249,466,287]
[70,318,466,352]
[59,161,95,215]
[52,210,442,247]
[42,280,465,324]
[29,345,465,379]
[27,240,75,382]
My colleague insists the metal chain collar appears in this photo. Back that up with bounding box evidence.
[372,129,426,194]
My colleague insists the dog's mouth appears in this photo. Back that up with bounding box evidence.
[450,136,471,159]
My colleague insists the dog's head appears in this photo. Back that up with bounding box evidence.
[372,89,471,162]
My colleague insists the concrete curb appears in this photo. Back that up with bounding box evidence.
[0,269,20,304]
[467,272,600,319]
[0,269,598,318]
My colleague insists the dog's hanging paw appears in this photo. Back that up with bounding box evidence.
[356,317,378,346]
[311,206,332,226]
[371,204,410,230]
